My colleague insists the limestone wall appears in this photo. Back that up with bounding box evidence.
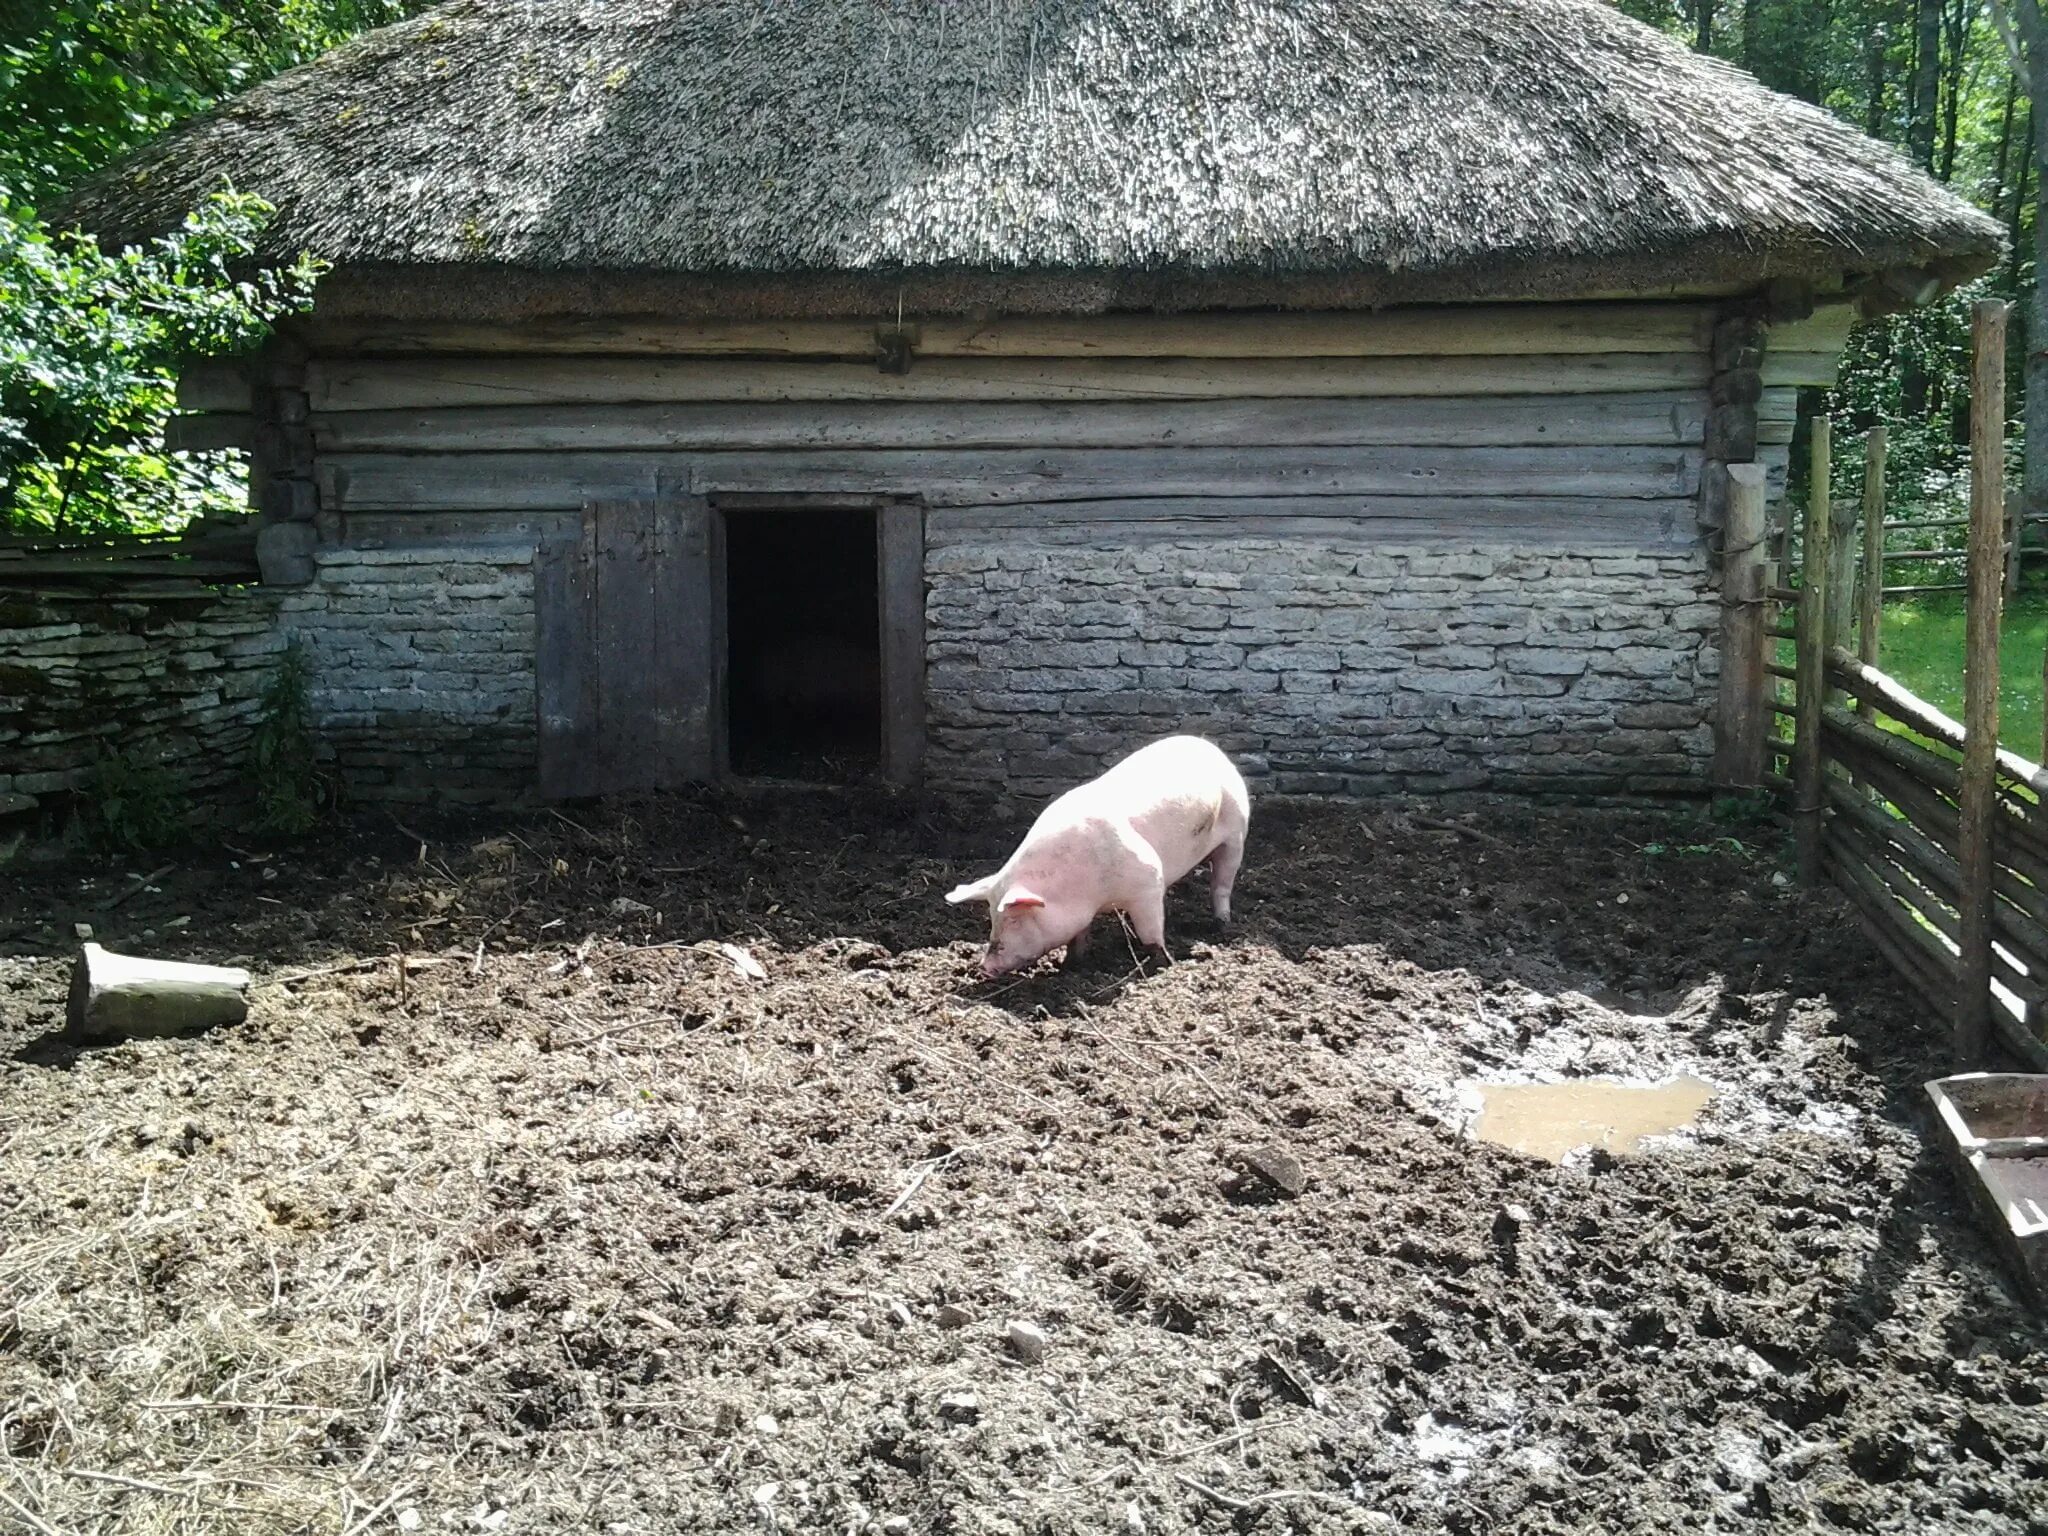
[0,583,284,821]
[923,541,1719,800]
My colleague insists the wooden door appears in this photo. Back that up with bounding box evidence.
[534,499,717,798]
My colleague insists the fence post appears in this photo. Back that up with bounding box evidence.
[1957,299,2008,1066]
[1859,426,1887,721]
[1826,457,1858,708]
[2006,485,2024,599]
[1795,417,1832,884]
[1714,463,1770,787]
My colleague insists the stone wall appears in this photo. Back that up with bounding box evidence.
[276,542,538,804]
[0,582,284,823]
[5,535,1725,820]
[923,540,1720,800]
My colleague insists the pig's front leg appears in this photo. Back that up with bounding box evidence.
[1128,881,1170,964]
[1063,921,1094,967]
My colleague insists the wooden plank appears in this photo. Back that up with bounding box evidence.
[1769,306,1858,355]
[1958,299,2009,1064]
[1825,657,2038,795]
[310,393,1711,453]
[534,525,597,801]
[1795,418,1832,883]
[342,511,581,547]
[300,303,1716,360]
[164,413,256,453]
[307,354,1714,412]
[1713,463,1770,787]
[877,504,926,789]
[0,554,257,577]
[652,500,717,785]
[1760,352,1843,388]
[316,445,1702,513]
[590,502,663,793]
[1825,820,1962,991]
[175,360,253,413]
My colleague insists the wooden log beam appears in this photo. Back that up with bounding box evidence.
[1859,425,1887,715]
[68,944,251,1043]
[309,394,1711,454]
[296,303,1720,359]
[1958,298,2010,1065]
[163,413,256,453]
[1714,462,1771,787]
[315,446,1703,513]
[306,354,1715,412]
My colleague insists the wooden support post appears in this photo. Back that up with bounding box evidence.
[1957,299,2008,1066]
[2006,485,2024,599]
[1714,463,1771,787]
[1826,446,1857,707]
[1859,426,1887,720]
[1795,417,1832,883]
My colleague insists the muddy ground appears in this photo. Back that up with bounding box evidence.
[0,792,2044,1535]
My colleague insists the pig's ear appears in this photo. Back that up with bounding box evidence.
[997,888,1046,913]
[945,874,997,905]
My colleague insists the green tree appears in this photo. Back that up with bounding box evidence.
[0,189,323,533]
[0,1,431,207]
[0,0,429,535]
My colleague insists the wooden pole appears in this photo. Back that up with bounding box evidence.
[1795,417,1832,883]
[1859,426,1888,720]
[1957,299,2008,1066]
[1714,462,1771,787]
[1826,445,1858,704]
[2006,485,2024,599]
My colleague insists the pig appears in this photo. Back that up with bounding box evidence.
[945,734,1250,978]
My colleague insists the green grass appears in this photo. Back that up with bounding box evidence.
[1875,590,2048,759]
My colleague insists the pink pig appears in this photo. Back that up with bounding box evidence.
[945,735,1251,978]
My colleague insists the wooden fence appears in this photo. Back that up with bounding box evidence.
[1756,301,2048,1070]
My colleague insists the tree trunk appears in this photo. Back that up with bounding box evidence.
[2019,3,2048,540]
[1696,0,1717,52]
[1867,21,1891,134]
[1994,72,2019,214]
[1743,0,1763,69]
[1939,0,1976,180]
[1912,0,1944,166]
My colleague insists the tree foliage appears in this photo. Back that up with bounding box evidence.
[0,0,430,537]
[1614,2,2032,517]
[0,189,324,533]
[0,1,429,208]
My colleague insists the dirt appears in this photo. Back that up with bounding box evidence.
[1,791,2044,1536]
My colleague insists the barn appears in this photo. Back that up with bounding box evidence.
[61,0,2003,806]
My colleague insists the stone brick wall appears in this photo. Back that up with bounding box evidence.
[923,540,1720,800]
[275,543,538,804]
[0,582,284,822]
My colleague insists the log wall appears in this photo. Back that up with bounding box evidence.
[161,301,1837,801]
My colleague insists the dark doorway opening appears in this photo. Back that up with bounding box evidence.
[723,507,882,780]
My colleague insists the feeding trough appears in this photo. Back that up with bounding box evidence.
[1924,1074,2048,1307]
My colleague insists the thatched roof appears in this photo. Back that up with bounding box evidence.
[60,0,2003,313]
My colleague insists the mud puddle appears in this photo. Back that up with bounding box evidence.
[1468,1075,1716,1163]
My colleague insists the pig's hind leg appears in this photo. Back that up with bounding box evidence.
[1207,831,1245,926]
